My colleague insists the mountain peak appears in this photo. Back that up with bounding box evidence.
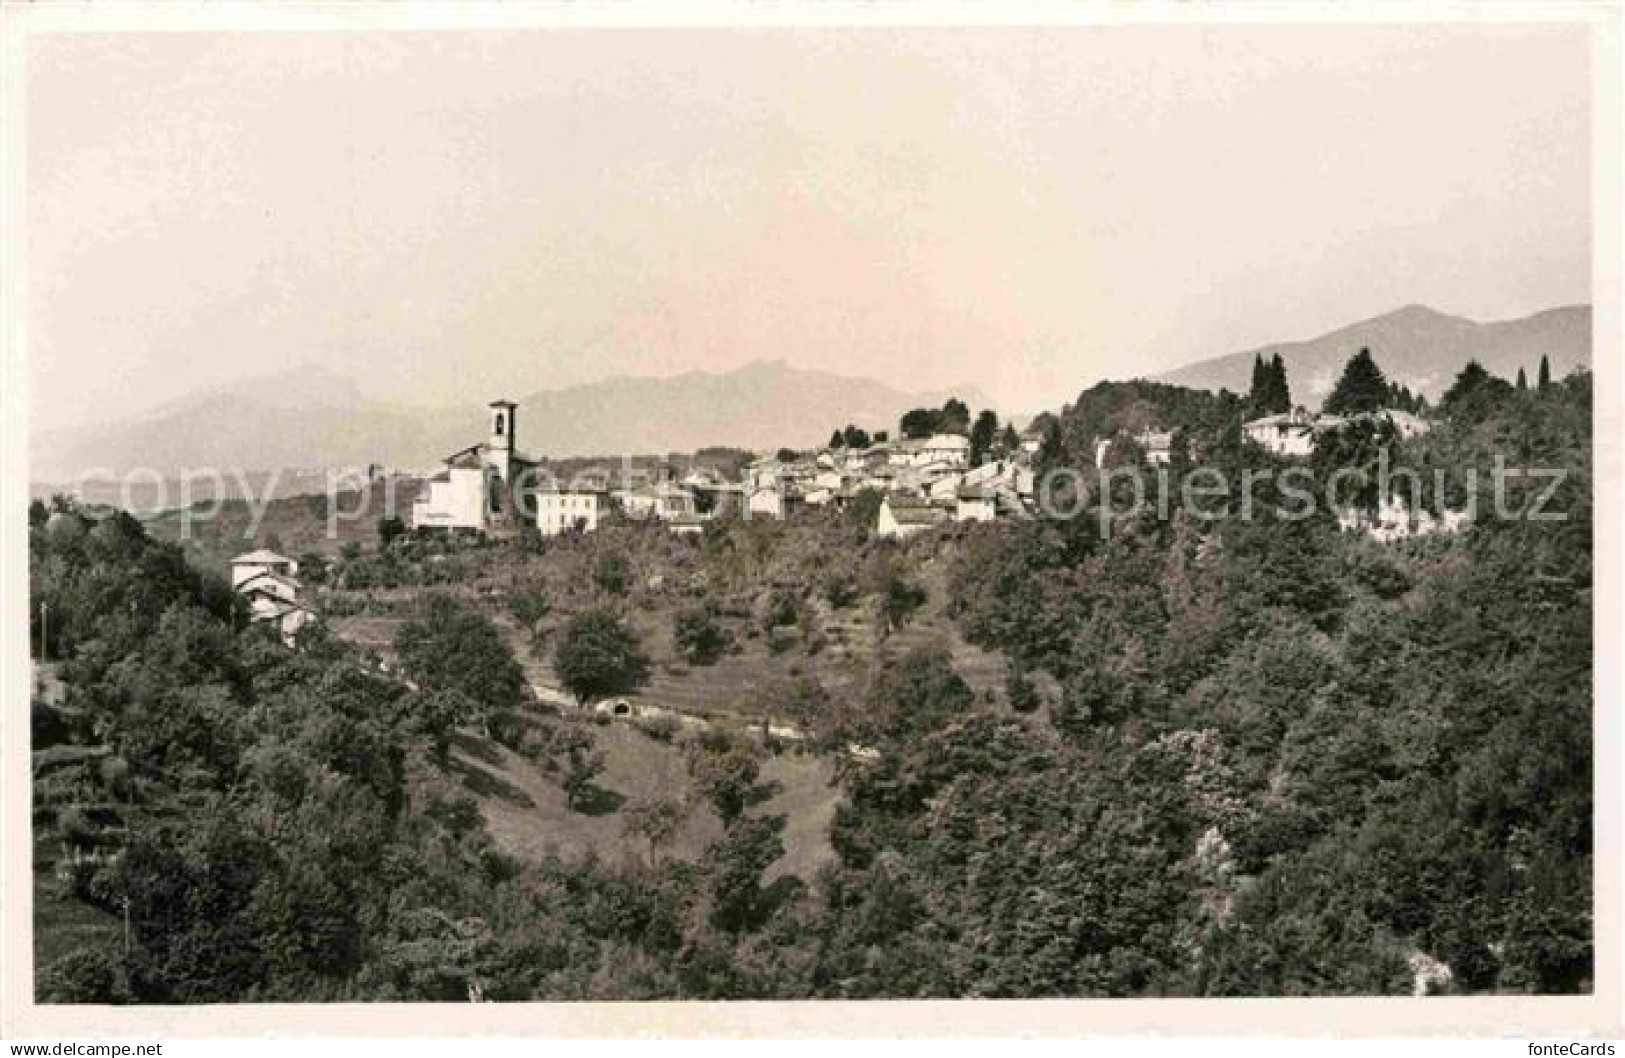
[1374,303,1472,326]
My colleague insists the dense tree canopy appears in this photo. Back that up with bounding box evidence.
[1323,348,1391,415]
[1440,360,1516,425]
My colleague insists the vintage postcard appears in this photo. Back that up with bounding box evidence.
[2,0,1621,1045]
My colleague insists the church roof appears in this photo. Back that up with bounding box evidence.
[444,444,486,470]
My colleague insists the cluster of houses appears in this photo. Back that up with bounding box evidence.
[405,396,1463,546]
[746,430,1043,539]
[229,548,318,644]
[409,400,1045,541]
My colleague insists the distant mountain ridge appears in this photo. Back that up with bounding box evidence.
[1154,304,1591,405]
[31,360,993,479]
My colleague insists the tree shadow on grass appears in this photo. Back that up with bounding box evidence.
[450,756,535,807]
[744,779,784,809]
[450,730,506,768]
[754,875,806,925]
[571,783,626,817]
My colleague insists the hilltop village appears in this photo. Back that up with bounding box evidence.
[402,348,1459,550]
[211,348,1488,649]
[406,398,1044,540]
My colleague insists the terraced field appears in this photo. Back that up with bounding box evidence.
[505,586,1010,733]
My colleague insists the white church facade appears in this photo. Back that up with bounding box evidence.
[411,400,617,537]
[412,400,541,536]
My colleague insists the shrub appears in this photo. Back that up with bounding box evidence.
[673,604,728,665]
[636,713,681,743]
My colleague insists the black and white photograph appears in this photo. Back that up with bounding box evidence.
[3,0,1621,1047]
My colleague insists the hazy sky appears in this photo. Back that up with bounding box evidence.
[27,24,1590,431]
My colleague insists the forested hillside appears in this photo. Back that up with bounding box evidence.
[30,364,1592,1000]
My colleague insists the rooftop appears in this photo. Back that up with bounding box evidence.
[230,548,293,565]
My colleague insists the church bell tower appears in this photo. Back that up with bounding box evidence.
[482,400,520,532]
[489,400,516,451]
[488,400,517,475]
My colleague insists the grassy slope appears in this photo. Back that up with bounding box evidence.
[144,479,422,569]
[447,723,841,881]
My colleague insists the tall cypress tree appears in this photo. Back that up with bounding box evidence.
[1268,354,1292,412]
[1538,354,1552,390]
[1516,367,1528,391]
[969,409,1000,467]
[1323,348,1391,415]
[1249,353,1291,414]
[1247,354,1268,414]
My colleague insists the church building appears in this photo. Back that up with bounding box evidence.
[411,400,540,535]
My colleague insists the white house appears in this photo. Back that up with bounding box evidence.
[614,483,697,521]
[743,457,783,493]
[535,487,613,536]
[747,483,806,520]
[1243,408,1344,458]
[230,549,315,645]
[681,468,727,493]
[876,495,951,540]
[916,433,971,469]
[955,485,998,523]
[888,439,925,467]
[1137,428,1175,466]
[229,549,298,589]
